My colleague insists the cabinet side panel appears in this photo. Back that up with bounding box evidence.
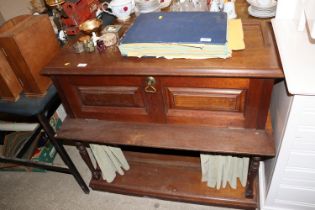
[0,38,39,93]
[15,15,58,93]
[0,50,22,101]
[244,79,274,129]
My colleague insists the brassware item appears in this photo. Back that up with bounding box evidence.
[79,18,103,34]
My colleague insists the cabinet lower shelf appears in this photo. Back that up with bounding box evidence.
[89,150,258,209]
[58,118,275,157]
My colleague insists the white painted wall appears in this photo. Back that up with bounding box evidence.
[276,0,301,20]
[0,0,32,21]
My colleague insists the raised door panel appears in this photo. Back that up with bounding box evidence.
[77,86,144,107]
[162,77,249,127]
[168,87,246,112]
[53,75,165,123]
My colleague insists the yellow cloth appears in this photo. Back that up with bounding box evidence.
[228,19,245,51]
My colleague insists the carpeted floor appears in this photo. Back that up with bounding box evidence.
[0,146,240,210]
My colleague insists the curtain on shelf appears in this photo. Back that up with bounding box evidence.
[200,154,249,189]
[90,144,130,183]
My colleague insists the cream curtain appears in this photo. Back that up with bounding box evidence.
[200,154,249,189]
[89,146,249,187]
[90,144,130,183]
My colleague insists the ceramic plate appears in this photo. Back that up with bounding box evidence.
[247,0,277,9]
[248,6,276,18]
[160,0,172,9]
[250,5,276,11]
[250,6,276,14]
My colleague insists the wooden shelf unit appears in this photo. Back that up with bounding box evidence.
[44,1,283,208]
[58,118,275,157]
[89,150,258,210]
[57,118,270,209]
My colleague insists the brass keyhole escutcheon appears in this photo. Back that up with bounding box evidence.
[145,76,157,93]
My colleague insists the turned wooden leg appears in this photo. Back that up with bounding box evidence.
[75,141,101,180]
[245,157,260,198]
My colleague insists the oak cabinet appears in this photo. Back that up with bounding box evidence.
[43,11,283,209]
[55,75,272,129]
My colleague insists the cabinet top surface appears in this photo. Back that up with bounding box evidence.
[43,2,283,78]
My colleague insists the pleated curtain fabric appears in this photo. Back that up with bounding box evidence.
[90,144,130,183]
[89,145,249,187]
[200,154,249,190]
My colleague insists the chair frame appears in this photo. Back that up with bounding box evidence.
[0,93,89,193]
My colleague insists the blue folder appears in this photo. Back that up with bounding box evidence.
[121,12,227,45]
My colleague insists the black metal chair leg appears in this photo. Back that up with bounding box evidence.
[37,112,90,194]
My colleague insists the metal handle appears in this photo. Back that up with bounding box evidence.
[145,76,156,93]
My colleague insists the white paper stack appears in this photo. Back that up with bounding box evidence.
[90,144,130,183]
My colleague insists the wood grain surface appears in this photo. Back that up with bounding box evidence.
[43,22,283,78]
[45,1,280,208]
[58,118,275,157]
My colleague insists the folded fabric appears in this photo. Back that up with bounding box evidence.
[90,144,130,183]
[108,146,130,171]
[200,154,249,189]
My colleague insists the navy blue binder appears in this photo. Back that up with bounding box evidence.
[121,12,227,45]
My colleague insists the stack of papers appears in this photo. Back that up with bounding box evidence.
[119,12,233,59]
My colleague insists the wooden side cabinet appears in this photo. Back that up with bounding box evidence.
[0,50,22,101]
[43,18,283,209]
[0,15,59,96]
[54,75,273,129]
